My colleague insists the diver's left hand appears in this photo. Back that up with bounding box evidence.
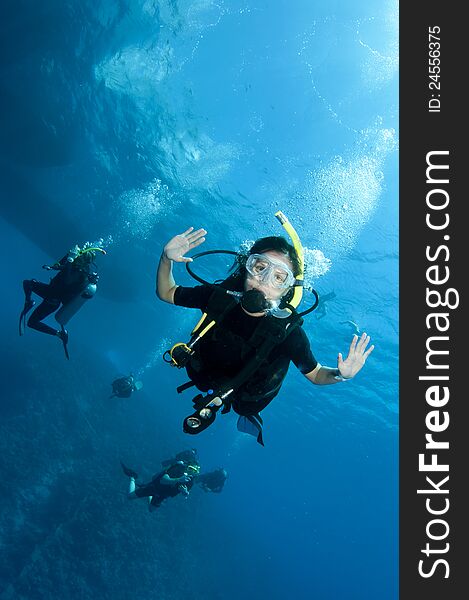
[337,333,374,379]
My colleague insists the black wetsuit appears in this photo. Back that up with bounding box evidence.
[174,285,317,413]
[23,258,91,336]
[135,463,194,509]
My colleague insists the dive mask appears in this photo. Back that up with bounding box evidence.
[245,253,296,289]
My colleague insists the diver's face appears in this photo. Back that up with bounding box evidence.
[244,250,294,302]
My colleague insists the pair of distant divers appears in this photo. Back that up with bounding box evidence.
[121,448,227,512]
[20,211,374,444]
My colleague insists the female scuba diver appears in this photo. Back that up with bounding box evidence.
[156,212,374,445]
[19,242,106,359]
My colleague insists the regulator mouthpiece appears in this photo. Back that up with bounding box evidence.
[240,289,271,313]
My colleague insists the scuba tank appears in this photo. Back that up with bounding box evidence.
[55,276,98,326]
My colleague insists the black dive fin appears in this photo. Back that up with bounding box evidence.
[59,326,70,360]
[120,461,139,479]
[18,300,35,336]
[237,414,265,446]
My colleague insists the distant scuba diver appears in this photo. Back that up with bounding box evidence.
[19,241,106,359]
[157,211,374,446]
[110,374,143,399]
[121,449,227,512]
[196,467,228,493]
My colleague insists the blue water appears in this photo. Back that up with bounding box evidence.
[0,1,398,598]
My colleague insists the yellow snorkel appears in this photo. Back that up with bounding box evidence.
[274,211,304,309]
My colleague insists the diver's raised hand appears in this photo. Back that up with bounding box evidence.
[337,333,374,379]
[163,227,207,263]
